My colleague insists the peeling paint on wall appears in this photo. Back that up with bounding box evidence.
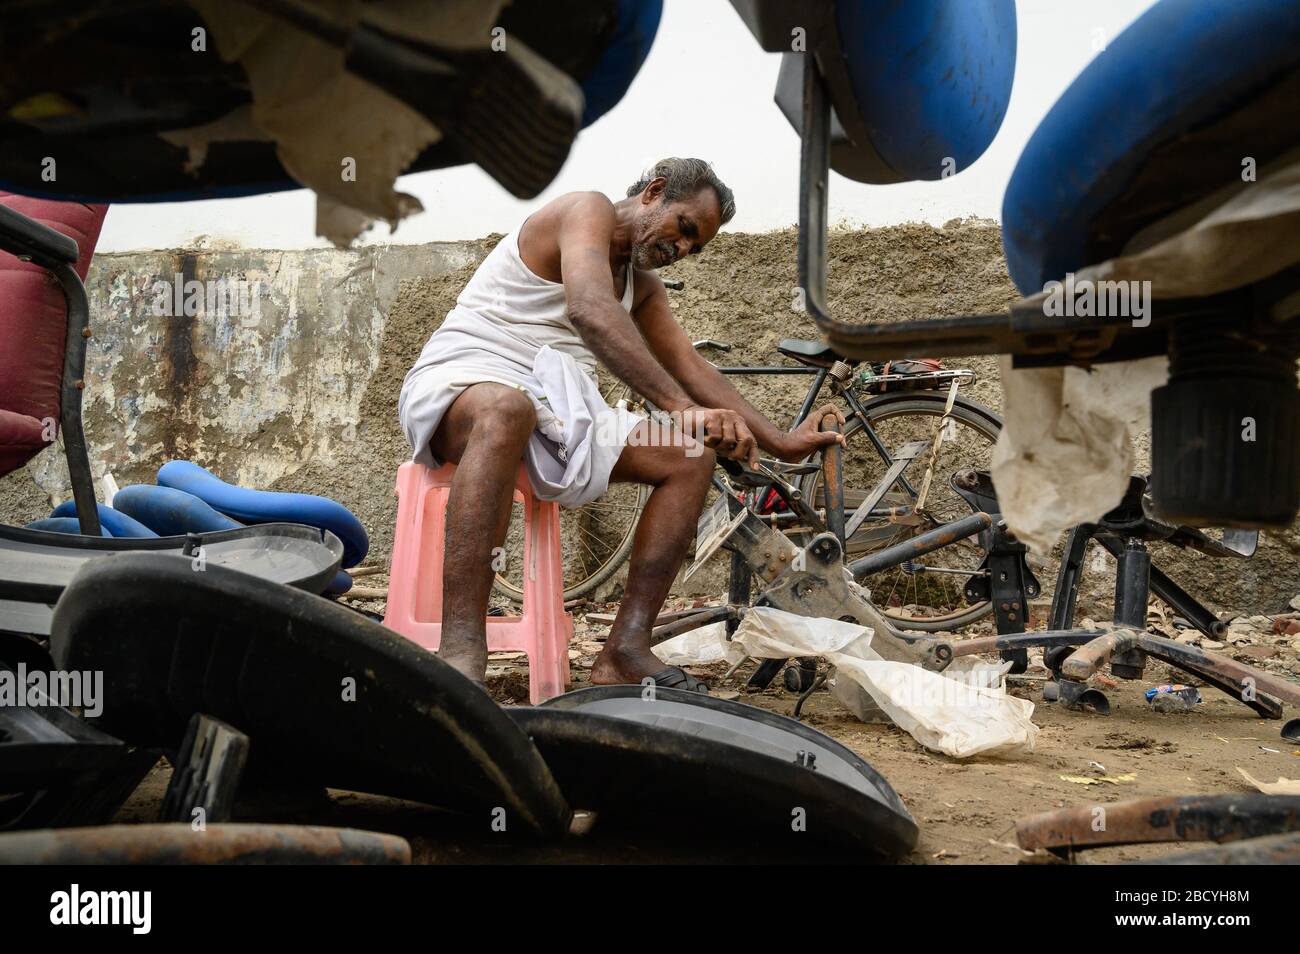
[19,240,480,503]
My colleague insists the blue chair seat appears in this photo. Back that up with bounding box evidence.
[737,0,1017,184]
[1003,0,1300,295]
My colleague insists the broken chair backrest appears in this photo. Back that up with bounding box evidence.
[0,194,106,479]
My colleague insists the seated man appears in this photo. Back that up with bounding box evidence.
[399,157,842,690]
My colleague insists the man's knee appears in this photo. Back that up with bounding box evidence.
[676,439,716,482]
[469,386,536,448]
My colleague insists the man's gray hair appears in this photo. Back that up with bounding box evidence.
[627,157,736,224]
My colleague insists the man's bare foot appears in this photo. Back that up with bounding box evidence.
[589,643,673,685]
[437,635,488,685]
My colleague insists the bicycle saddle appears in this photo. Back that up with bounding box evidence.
[777,338,840,366]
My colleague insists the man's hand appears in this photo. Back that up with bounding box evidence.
[775,403,847,462]
[680,405,759,467]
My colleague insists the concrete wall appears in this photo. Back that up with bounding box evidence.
[3,241,478,509]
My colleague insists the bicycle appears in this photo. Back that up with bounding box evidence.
[492,322,1003,632]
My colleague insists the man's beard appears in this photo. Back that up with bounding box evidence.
[631,240,675,270]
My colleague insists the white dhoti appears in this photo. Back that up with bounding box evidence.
[399,343,642,509]
[398,226,645,509]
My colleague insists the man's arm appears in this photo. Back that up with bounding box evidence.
[633,271,845,463]
[558,196,760,463]
[558,195,693,414]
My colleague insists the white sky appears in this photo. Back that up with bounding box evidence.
[97,0,1159,253]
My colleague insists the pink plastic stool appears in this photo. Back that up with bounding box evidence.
[382,460,572,703]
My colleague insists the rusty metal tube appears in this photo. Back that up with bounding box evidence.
[0,823,412,865]
[819,411,845,548]
[1138,632,1300,710]
[952,630,1104,657]
[649,604,739,646]
[848,511,993,579]
[1059,629,1140,681]
[1017,794,1300,852]
[1144,831,1300,864]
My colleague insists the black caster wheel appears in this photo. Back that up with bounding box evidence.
[783,660,819,693]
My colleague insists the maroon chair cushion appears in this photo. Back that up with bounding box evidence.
[0,408,47,475]
[0,193,108,475]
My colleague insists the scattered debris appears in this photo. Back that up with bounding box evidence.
[1235,768,1300,795]
[1059,773,1137,786]
[1145,684,1202,712]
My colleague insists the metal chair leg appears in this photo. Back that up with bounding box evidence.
[51,261,99,536]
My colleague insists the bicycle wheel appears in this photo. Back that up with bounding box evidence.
[798,391,1003,632]
[491,382,649,603]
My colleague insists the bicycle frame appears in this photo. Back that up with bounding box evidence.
[712,362,923,509]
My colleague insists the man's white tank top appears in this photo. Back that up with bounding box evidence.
[410,225,634,379]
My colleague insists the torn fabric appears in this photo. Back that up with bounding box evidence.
[185,0,505,246]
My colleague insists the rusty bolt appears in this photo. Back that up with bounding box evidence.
[74,379,84,389]
[82,327,93,338]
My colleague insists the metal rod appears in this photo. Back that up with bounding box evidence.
[1059,629,1140,681]
[715,366,820,376]
[797,54,829,322]
[53,261,100,536]
[842,388,920,499]
[649,605,738,646]
[791,367,830,426]
[843,439,929,539]
[1017,794,1300,852]
[1098,535,1226,638]
[848,513,992,579]
[1049,524,1094,630]
[820,412,845,549]
[1137,631,1300,710]
[953,630,1106,657]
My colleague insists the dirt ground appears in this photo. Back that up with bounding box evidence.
[111,580,1288,865]
[563,601,1300,864]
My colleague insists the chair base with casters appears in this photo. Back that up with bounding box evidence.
[383,461,572,704]
[949,475,1300,735]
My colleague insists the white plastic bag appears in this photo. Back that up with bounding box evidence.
[833,655,1039,759]
[732,607,1038,758]
[730,607,874,660]
[651,622,743,667]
